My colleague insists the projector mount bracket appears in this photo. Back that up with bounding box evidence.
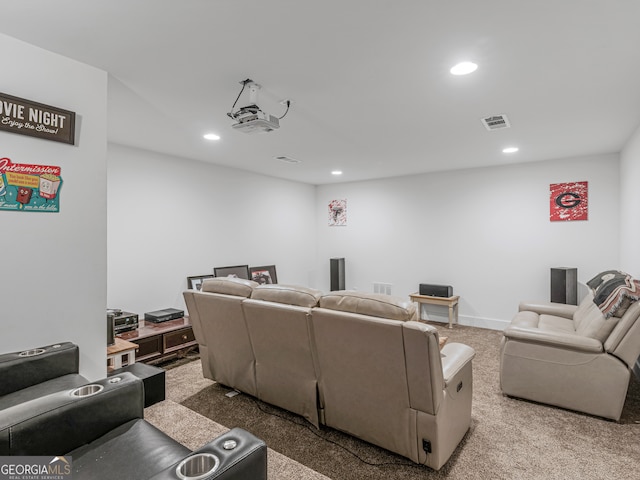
[227,79,290,123]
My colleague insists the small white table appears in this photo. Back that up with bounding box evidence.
[107,337,138,371]
[409,293,460,329]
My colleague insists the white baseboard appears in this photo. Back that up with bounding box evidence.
[459,315,509,331]
[422,313,508,331]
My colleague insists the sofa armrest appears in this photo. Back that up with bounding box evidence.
[503,326,603,352]
[441,343,475,387]
[518,301,578,318]
[0,342,79,396]
[148,428,267,480]
[0,372,144,456]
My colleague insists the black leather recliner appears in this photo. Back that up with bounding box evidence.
[0,342,89,410]
[0,371,267,479]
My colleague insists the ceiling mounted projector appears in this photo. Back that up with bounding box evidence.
[227,79,288,134]
[231,108,280,134]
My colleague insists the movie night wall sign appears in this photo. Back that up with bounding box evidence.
[0,157,63,213]
[0,92,76,145]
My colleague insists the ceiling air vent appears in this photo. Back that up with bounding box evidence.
[273,156,301,164]
[481,114,511,131]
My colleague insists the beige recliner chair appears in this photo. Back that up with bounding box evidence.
[183,277,259,396]
[500,291,640,420]
[311,291,475,470]
[243,284,324,427]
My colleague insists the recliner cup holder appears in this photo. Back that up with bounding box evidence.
[70,384,104,397]
[175,453,220,480]
[18,348,46,357]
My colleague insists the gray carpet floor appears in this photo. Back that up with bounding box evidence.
[145,323,640,479]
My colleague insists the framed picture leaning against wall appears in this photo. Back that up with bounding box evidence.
[249,265,278,285]
[187,274,214,291]
[213,264,250,280]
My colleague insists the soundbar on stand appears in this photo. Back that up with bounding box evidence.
[419,284,453,298]
[410,284,459,329]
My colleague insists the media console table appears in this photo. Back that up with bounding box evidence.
[116,317,197,364]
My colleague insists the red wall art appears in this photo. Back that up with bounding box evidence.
[328,199,347,226]
[549,181,588,222]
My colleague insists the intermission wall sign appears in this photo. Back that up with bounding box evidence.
[0,157,63,212]
[0,92,76,145]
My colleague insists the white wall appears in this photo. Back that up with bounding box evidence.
[620,123,640,377]
[316,154,620,329]
[107,143,317,314]
[0,34,107,379]
[620,123,640,277]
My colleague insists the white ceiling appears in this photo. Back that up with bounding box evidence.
[2,0,640,185]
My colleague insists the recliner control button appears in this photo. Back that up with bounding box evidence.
[223,440,237,450]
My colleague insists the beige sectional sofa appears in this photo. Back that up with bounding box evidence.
[312,291,476,469]
[184,278,476,471]
[243,284,323,428]
[184,278,258,396]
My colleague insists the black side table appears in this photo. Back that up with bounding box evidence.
[109,362,166,407]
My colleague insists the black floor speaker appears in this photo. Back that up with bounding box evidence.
[107,313,115,346]
[550,267,577,305]
[330,257,345,291]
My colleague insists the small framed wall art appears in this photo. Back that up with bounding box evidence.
[249,265,278,284]
[328,199,347,226]
[549,181,588,222]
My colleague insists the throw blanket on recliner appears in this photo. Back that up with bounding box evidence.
[587,270,640,318]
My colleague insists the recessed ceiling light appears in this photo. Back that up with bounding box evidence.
[502,147,519,153]
[203,133,220,141]
[450,61,478,75]
[331,170,343,176]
